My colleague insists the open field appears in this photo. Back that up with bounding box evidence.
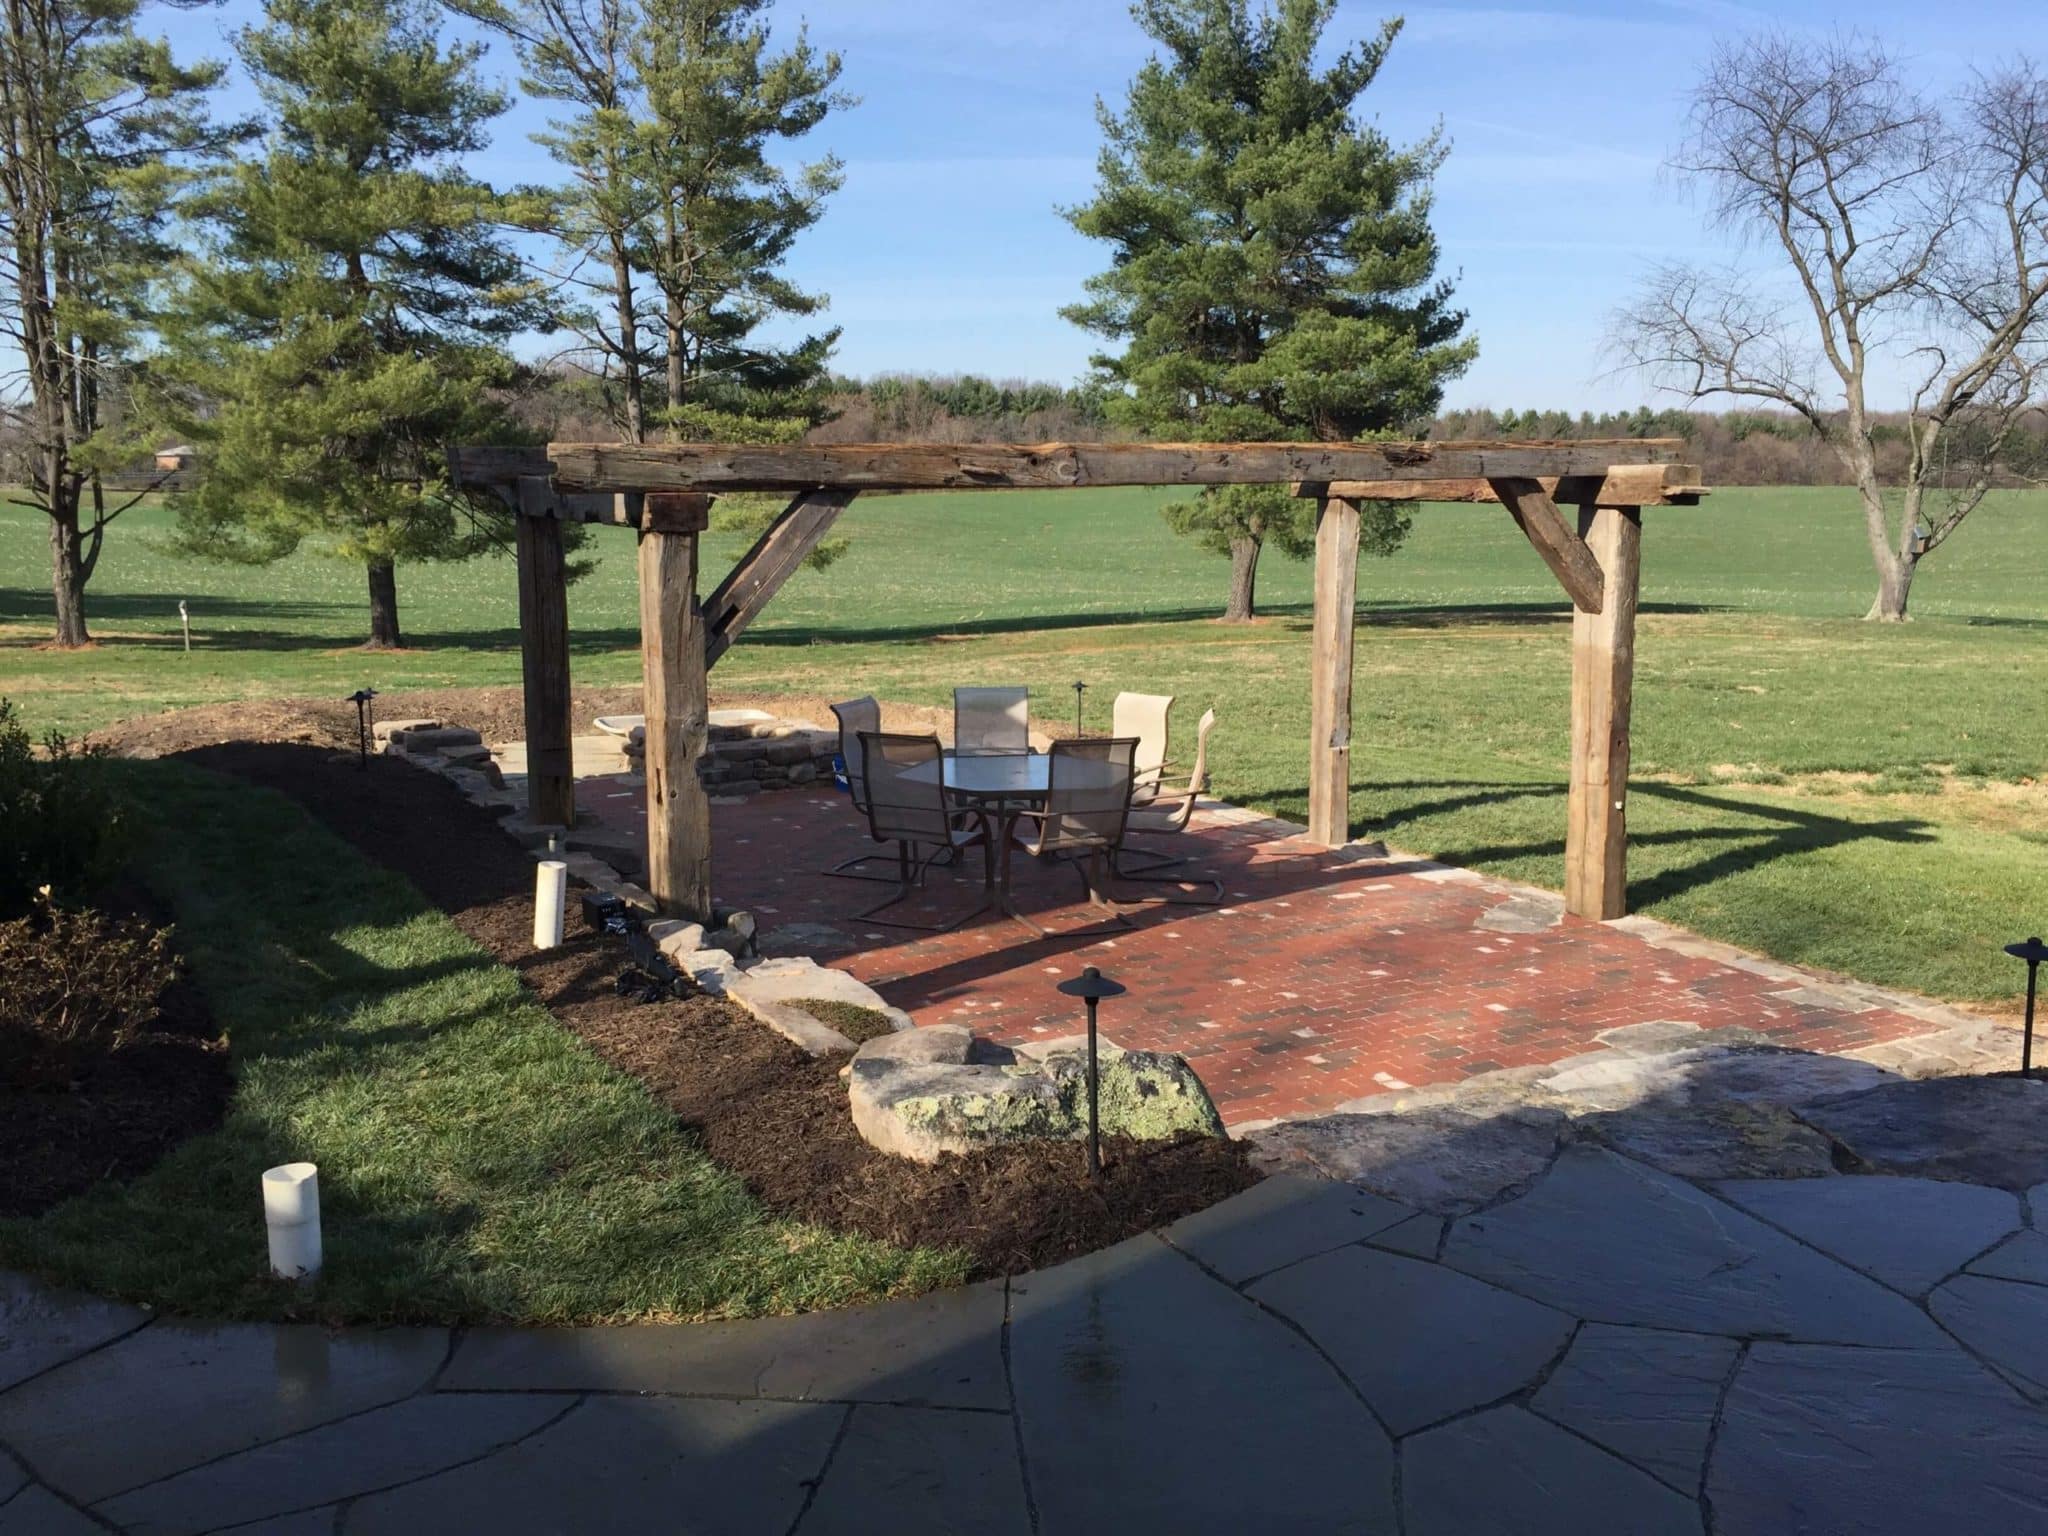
[3,485,2043,1006]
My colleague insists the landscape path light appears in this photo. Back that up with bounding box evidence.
[1072,679,1088,738]
[1056,964,1126,1180]
[346,688,378,770]
[2007,937,2047,1074]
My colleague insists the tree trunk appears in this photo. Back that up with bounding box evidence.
[1223,535,1261,622]
[48,503,89,647]
[1865,558,1915,622]
[365,559,403,649]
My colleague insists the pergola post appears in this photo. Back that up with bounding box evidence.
[1307,495,1361,847]
[514,477,575,828]
[1566,505,1642,920]
[638,494,714,922]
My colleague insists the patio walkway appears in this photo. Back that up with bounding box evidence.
[9,1110,2048,1534]
[575,777,1989,1128]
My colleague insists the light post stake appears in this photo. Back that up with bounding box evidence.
[1056,964,1126,1179]
[2007,938,2047,1074]
[1072,680,1088,739]
[346,688,378,771]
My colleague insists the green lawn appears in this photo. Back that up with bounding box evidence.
[3,485,2043,1006]
[0,762,965,1322]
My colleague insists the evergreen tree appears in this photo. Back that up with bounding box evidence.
[165,0,540,647]
[466,0,848,559]
[1064,0,1475,620]
[0,0,230,646]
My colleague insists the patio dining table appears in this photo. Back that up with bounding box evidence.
[901,749,1127,934]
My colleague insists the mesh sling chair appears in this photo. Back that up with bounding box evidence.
[953,686,1030,756]
[1111,691,1174,803]
[855,731,992,931]
[1114,708,1222,903]
[1006,736,1141,935]
[825,697,898,883]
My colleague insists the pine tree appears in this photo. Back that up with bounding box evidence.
[165,0,540,648]
[1064,0,1476,620]
[466,0,848,558]
[0,0,229,646]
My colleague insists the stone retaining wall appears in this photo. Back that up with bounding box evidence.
[624,711,838,797]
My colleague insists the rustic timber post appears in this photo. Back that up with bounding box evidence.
[638,492,715,922]
[1307,495,1362,847]
[1566,505,1642,920]
[514,477,576,828]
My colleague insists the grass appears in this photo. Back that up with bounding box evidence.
[2,485,2044,1006]
[0,761,967,1322]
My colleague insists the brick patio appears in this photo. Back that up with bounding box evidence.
[577,778,1966,1129]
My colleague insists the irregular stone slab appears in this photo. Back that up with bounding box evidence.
[1404,1406,1700,1536]
[1251,1246,1572,1434]
[1538,1042,1889,1114]
[1530,1324,1738,1492]
[1928,1275,2048,1394]
[95,1393,562,1536]
[346,1395,835,1535]
[0,1273,146,1393]
[1010,1236,1393,1533]
[1366,1212,1445,1259]
[1711,1343,2048,1534]
[1475,892,1563,933]
[1969,1230,2048,1286]
[1163,1175,1410,1284]
[849,1034,1222,1163]
[1714,1176,2021,1296]
[446,1281,1006,1409]
[0,1485,107,1534]
[0,1323,445,1503]
[387,725,480,752]
[1802,1077,2048,1188]
[1592,1020,1706,1053]
[1,1449,24,1505]
[1248,1105,1565,1215]
[727,956,911,1044]
[799,1405,1030,1536]
[1577,1101,1839,1180]
[1444,1148,1944,1345]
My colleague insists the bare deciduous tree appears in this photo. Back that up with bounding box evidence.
[1614,35,2048,621]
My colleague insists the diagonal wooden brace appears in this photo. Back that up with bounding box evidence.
[703,489,858,667]
[1489,477,1606,613]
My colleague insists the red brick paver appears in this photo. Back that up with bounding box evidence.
[579,780,1940,1129]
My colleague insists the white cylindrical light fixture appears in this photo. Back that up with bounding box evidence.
[263,1162,322,1281]
[535,859,568,949]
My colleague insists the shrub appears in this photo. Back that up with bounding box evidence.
[0,905,176,1088]
[0,697,128,919]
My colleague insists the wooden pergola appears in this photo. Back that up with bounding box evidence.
[452,439,1706,928]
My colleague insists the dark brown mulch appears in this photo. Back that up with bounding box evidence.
[176,740,1258,1276]
[0,905,230,1220]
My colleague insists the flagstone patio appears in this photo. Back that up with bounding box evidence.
[570,775,2010,1127]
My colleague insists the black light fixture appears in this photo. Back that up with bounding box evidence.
[345,688,378,770]
[2007,937,2047,1074]
[1055,964,1126,1179]
[1072,679,1088,738]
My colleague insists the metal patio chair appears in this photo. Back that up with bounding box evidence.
[855,731,991,931]
[1111,690,1174,803]
[1114,708,1222,903]
[1006,736,1141,935]
[824,696,900,883]
[953,686,1030,756]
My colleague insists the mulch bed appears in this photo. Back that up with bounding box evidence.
[0,896,230,1220]
[177,740,1257,1276]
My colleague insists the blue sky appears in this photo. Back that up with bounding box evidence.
[194,0,2041,409]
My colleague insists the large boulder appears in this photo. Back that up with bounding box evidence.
[848,1029,1224,1163]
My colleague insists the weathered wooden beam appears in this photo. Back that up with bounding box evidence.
[514,478,576,829]
[643,491,711,533]
[1295,463,1706,506]
[450,444,549,500]
[1566,506,1643,921]
[638,524,713,922]
[1490,478,1608,613]
[1307,496,1362,848]
[548,438,1686,493]
[703,490,858,668]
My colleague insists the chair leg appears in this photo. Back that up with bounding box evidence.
[856,840,990,933]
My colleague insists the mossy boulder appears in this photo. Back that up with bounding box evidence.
[847,1027,1225,1162]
